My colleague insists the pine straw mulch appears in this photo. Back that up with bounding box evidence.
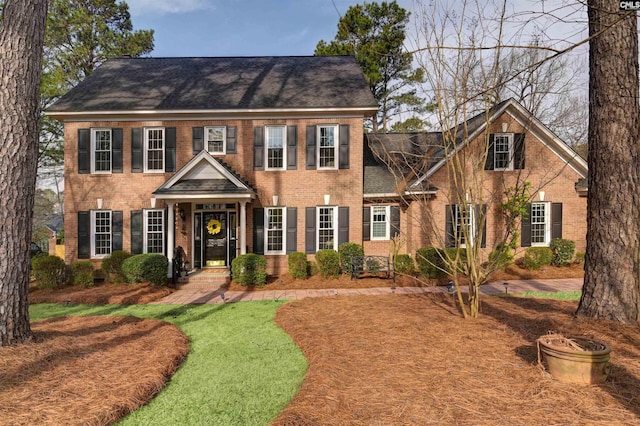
[0,315,189,426]
[29,282,175,305]
[272,293,640,426]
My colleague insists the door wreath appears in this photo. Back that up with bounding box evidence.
[206,219,222,235]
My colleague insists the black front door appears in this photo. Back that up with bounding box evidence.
[203,212,227,266]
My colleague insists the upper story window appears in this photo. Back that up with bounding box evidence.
[530,202,550,246]
[265,207,285,254]
[144,209,165,254]
[318,125,338,169]
[317,206,337,250]
[91,129,112,173]
[371,206,390,240]
[91,210,112,258]
[206,126,226,155]
[145,127,165,172]
[266,126,286,170]
[493,133,513,170]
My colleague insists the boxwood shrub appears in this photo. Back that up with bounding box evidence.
[415,247,446,278]
[549,238,576,266]
[315,249,340,278]
[393,254,414,275]
[337,242,364,274]
[31,254,66,289]
[101,250,131,283]
[231,254,268,286]
[121,253,168,286]
[488,243,514,269]
[288,252,308,279]
[72,260,95,287]
[523,247,553,270]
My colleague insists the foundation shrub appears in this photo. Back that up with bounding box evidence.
[338,242,364,274]
[488,243,514,269]
[574,251,586,264]
[71,261,95,287]
[288,252,308,280]
[122,254,168,286]
[101,250,131,283]
[231,254,268,286]
[393,254,414,274]
[31,254,66,289]
[523,247,553,270]
[315,249,340,278]
[549,238,576,266]
[415,247,447,278]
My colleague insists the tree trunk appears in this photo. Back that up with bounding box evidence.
[576,1,640,322]
[0,0,48,346]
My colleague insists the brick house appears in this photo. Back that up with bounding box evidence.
[47,56,587,277]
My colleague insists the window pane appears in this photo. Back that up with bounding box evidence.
[146,129,164,170]
[146,210,164,254]
[266,208,284,252]
[455,205,472,245]
[531,203,546,244]
[318,207,335,250]
[207,127,225,153]
[371,206,388,239]
[94,211,111,256]
[319,126,336,168]
[267,127,285,169]
[94,130,111,172]
[494,135,510,169]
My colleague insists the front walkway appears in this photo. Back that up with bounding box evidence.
[151,278,584,305]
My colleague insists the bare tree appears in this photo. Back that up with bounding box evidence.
[0,0,48,346]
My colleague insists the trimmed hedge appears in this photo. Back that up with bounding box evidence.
[31,254,66,289]
[288,252,308,280]
[315,249,340,278]
[231,254,268,286]
[394,254,414,274]
[337,242,364,274]
[415,247,446,278]
[523,247,553,270]
[72,261,95,287]
[550,238,576,266]
[101,250,131,283]
[488,243,514,269]
[121,254,168,286]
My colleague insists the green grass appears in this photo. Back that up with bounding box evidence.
[30,302,308,426]
[516,290,582,300]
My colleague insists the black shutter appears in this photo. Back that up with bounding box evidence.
[339,124,350,169]
[227,126,237,153]
[112,128,123,173]
[78,129,90,174]
[253,208,264,254]
[253,126,264,170]
[287,125,297,169]
[338,206,349,246]
[551,203,563,240]
[286,207,297,253]
[485,134,495,170]
[445,205,455,248]
[192,127,204,154]
[476,204,487,248]
[165,127,176,172]
[112,211,123,251]
[306,125,316,169]
[131,128,143,173]
[305,207,316,254]
[390,206,400,239]
[521,203,532,247]
[362,206,371,241]
[131,210,143,254]
[514,133,525,170]
[77,211,90,259]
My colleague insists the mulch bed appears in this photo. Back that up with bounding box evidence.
[272,294,640,425]
[0,316,188,425]
[29,282,175,305]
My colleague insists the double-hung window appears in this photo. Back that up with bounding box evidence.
[266,207,285,254]
[145,127,165,172]
[493,133,513,170]
[144,209,164,254]
[206,126,226,155]
[266,126,286,170]
[91,210,112,258]
[317,206,337,250]
[318,125,338,169]
[530,202,550,245]
[371,206,390,240]
[91,129,112,173]
[455,204,475,247]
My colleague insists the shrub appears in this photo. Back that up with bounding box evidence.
[288,252,308,280]
[574,251,586,264]
[444,248,468,274]
[231,254,268,286]
[488,243,514,269]
[337,242,364,274]
[31,254,65,289]
[315,249,340,278]
[393,254,414,274]
[415,247,447,278]
[101,250,131,283]
[550,238,576,266]
[523,247,553,270]
[72,261,95,287]
[122,254,168,286]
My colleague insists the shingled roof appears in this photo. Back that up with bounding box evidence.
[47,56,378,114]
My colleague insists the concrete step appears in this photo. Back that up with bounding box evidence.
[177,269,230,290]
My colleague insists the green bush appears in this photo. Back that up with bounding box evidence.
[31,255,66,289]
[444,248,468,274]
[101,250,131,283]
[71,261,95,287]
[574,251,586,264]
[315,249,340,278]
[337,242,364,274]
[288,252,308,280]
[523,247,553,270]
[550,238,576,266]
[488,243,514,269]
[231,254,268,286]
[393,254,414,274]
[415,247,447,278]
[122,254,168,286]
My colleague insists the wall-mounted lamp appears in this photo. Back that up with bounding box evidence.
[272,195,279,206]
[178,206,186,220]
[324,194,331,205]
[501,122,509,133]
[150,198,156,208]
[539,191,545,201]
[96,198,103,209]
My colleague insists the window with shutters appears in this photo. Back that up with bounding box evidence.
[455,204,475,247]
[144,209,164,254]
[266,207,285,254]
[371,206,390,240]
[91,210,112,258]
[205,126,226,154]
[317,206,337,250]
[91,129,112,173]
[531,202,550,245]
[266,126,286,170]
[144,127,164,172]
[493,133,513,170]
[318,125,338,169]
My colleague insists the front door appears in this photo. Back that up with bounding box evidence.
[203,212,227,266]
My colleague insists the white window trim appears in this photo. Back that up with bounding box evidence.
[90,128,112,174]
[90,210,112,259]
[265,125,287,171]
[316,206,338,251]
[265,206,286,255]
[530,202,551,247]
[143,209,165,254]
[493,133,514,171]
[455,204,475,248]
[317,124,339,170]
[144,127,165,173]
[205,125,227,155]
[371,205,390,241]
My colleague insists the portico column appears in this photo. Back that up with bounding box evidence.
[239,201,247,255]
[167,202,175,277]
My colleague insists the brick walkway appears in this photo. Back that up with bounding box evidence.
[151,278,584,305]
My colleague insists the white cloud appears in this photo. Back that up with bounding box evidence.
[126,0,215,16]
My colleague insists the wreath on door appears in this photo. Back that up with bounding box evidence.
[206,219,222,235]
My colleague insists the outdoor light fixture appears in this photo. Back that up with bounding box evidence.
[96,198,103,209]
[447,281,455,294]
[150,198,156,208]
[220,293,226,303]
[183,261,190,276]
[324,194,331,205]
[272,195,279,206]
[539,191,545,201]
[501,122,509,133]
[503,282,509,294]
